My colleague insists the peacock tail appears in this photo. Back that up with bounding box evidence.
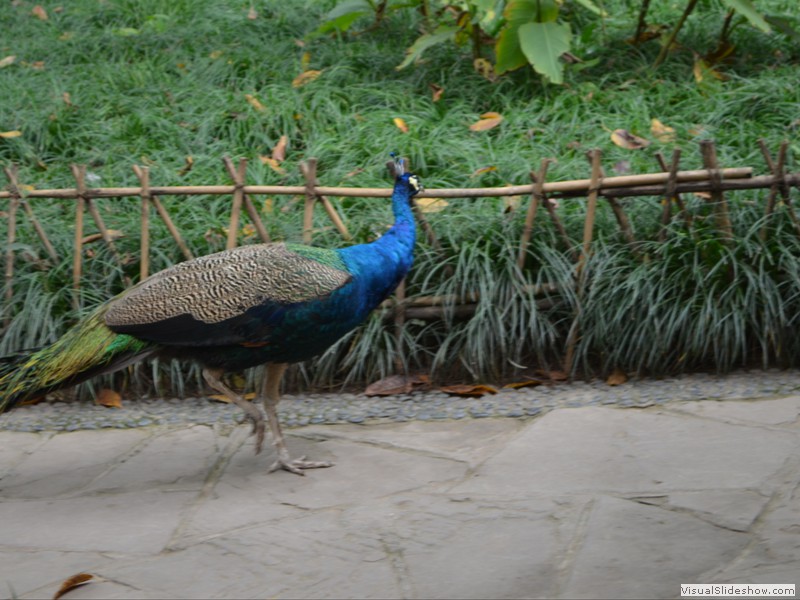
[0,304,154,412]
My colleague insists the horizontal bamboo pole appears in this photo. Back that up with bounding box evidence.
[0,167,757,200]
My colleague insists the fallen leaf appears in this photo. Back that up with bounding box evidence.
[95,389,122,408]
[209,392,256,403]
[62,92,72,106]
[244,93,266,112]
[241,223,256,238]
[606,368,628,386]
[415,197,448,213]
[0,130,22,138]
[650,118,676,143]
[31,5,48,20]
[82,230,124,245]
[29,61,45,70]
[178,156,194,176]
[469,112,503,132]
[503,379,543,389]
[693,57,726,84]
[610,128,650,150]
[271,135,288,162]
[535,369,568,382]
[470,165,497,177]
[0,55,16,69]
[247,5,258,19]
[440,384,498,397]
[393,117,409,134]
[292,69,322,88]
[53,573,93,600]
[364,374,414,396]
[429,83,444,102]
[209,50,223,59]
[473,57,497,82]
[693,191,713,200]
[259,155,286,174]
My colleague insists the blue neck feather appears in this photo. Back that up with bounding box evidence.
[338,177,417,305]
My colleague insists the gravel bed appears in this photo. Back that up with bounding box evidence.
[2,369,800,433]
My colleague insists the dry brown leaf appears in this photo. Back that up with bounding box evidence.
[292,69,322,88]
[650,118,676,143]
[535,369,568,382]
[606,368,628,386]
[393,117,409,134]
[81,230,124,245]
[0,130,22,138]
[473,58,497,82]
[247,5,258,19]
[178,155,194,176]
[415,197,448,213]
[244,93,266,112]
[62,92,72,106]
[271,135,288,162]
[259,155,286,175]
[30,61,45,70]
[429,83,444,103]
[32,5,48,20]
[0,55,16,69]
[469,112,503,132]
[96,389,122,409]
[53,573,94,600]
[470,165,497,178]
[440,383,498,397]
[209,392,256,403]
[365,374,413,396]
[693,191,713,200]
[610,128,650,150]
[502,379,543,389]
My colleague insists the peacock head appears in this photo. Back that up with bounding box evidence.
[391,153,423,199]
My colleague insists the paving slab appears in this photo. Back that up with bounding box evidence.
[2,395,799,599]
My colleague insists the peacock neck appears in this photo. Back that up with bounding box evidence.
[338,182,416,294]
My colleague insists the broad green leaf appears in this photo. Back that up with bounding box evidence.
[315,0,372,34]
[518,21,572,84]
[570,0,606,16]
[495,24,527,74]
[765,14,800,41]
[721,0,771,33]
[504,0,559,24]
[396,25,458,70]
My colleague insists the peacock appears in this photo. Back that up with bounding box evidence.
[0,158,422,474]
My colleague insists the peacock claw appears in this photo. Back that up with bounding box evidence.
[268,455,334,476]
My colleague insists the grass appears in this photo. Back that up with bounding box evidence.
[1,0,800,395]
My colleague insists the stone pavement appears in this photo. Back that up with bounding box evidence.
[1,396,799,599]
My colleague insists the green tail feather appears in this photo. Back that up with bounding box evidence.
[0,304,155,412]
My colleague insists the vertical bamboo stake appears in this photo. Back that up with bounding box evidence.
[700,140,733,243]
[564,149,603,377]
[85,198,131,286]
[656,149,688,240]
[134,165,193,261]
[70,164,87,311]
[133,165,151,279]
[4,191,18,326]
[758,140,798,239]
[3,165,59,263]
[226,157,246,250]
[576,150,603,276]
[300,158,318,245]
[223,156,270,243]
[517,158,551,269]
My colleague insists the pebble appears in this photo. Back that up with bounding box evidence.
[2,369,800,432]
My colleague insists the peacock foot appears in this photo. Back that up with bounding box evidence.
[268,454,333,476]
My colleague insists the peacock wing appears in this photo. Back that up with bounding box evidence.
[104,243,352,346]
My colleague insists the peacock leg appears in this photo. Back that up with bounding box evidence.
[202,367,266,454]
[261,362,333,475]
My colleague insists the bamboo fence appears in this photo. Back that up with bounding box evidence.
[3,139,799,370]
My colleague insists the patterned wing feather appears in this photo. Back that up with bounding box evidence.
[105,243,351,346]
